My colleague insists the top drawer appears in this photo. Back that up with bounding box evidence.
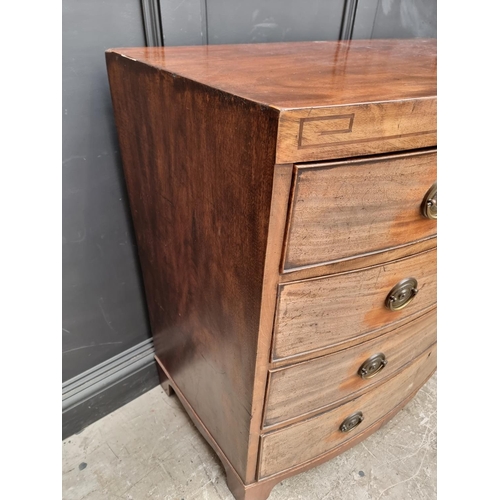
[283,150,437,271]
[276,98,437,164]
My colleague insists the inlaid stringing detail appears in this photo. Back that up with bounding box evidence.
[298,114,355,148]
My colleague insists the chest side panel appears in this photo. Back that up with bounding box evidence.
[106,52,280,480]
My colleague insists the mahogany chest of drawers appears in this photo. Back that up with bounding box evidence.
[106,39,437,500]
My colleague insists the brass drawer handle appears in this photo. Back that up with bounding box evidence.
[421,182,437,219]
[358,353,388,379]
[340,411,364,433]
[385,277,419,311]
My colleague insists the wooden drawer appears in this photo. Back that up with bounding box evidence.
[264,308,436,427]
[276,99,437,164]
[283,150,436,271]
[273,248,436,361]
[259,344,436,478]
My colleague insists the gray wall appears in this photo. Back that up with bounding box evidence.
[159,0,436,46]
[62,0,436,436]
[62,0,150,382]
[353,0,437,39]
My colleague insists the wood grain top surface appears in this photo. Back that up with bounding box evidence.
[107,39,436,109]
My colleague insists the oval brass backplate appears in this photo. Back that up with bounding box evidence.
[385,277,419,311]
[358,353,388,379]
[421,182,437,219]
[340,411,364,433]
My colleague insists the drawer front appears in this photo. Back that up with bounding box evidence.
[273,248,436,361]
[265,308,436,427]
[283,150,437,271]
[259,344,436,479]
[276,99,437,164]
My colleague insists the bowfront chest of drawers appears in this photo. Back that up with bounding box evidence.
[106,40,437,500]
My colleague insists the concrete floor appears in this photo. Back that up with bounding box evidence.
[62,373,436,500]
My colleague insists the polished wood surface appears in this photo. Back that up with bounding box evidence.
[107,40,437,500]
[273,248,436,361]
[109,40,436,109]
[264,308,436,428]
[106,51,279,481]
[284,150,437,270]
[279,236,436,284]
[270,303,436,370]
[109,40,436,163]
[244,163,294,477]
[259,344,436,479]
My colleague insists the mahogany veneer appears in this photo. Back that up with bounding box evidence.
[106,39,437,500]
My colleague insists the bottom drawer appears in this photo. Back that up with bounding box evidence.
[258,343,436,479]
